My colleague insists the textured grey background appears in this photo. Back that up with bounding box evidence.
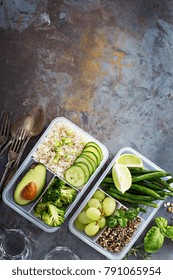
[0,0,173,259]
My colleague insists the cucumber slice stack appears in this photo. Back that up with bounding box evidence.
[64,142,103,188]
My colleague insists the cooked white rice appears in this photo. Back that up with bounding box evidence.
[33,121,88,177]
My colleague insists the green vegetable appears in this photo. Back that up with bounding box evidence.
[106,186,154,201]
[139,181,163,191]
[144,217,173,253]
[106,207,140,228]
[106,216,118,228]
[42,177,77,205]
[41,204,65,227]
[102,177,114,184]
[166,178,173,184]
[131,184,164,200]
[155,179,173,192]
[34,202,48,218]
[161,226,173,239]
[118,218,128,227]
[124,207,141,219]
[155,217,168,228]
[34,177,77,227]
[129,168,161,175]
[106,190,158,208]
[58,185,77,204]
[42,187,60,202]
[132,171,171,183]
[144,226,164,253]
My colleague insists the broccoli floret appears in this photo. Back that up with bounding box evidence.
[41,204,65,227]
[51,177,66,188]
[59,185,77,205]
[53,198,63,208]
[42,187,60,203]
[34,202,48,218]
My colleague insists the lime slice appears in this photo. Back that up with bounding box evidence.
[116,154,143,168]
[112,163,132,194]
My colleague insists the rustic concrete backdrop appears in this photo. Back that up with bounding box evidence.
[0,0,173,259]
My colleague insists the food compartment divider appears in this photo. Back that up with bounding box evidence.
[69,147,166,259]
[2,117,109,233]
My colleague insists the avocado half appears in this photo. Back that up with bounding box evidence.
[14,163,46,206]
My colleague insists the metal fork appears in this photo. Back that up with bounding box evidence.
[0,111,10,150]
[0,128,27,191]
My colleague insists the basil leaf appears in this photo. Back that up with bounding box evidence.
[161,226,173,239]
[106,216,118,228]
[144,226,164,253]
[118,218,128,228]
[124,208,139,220]
[155,217,168,229]
[115,209,125,218]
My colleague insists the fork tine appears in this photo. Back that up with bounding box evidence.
[16,129,26,153]
[10,129,22,152]
[10,132,19,152]
[11,129,26,153]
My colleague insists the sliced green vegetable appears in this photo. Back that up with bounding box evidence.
[65,165,86,188]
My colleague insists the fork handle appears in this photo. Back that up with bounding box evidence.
[0,161,13,192]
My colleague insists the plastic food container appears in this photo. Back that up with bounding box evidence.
[69,147,167,259]
[2,117,109,233]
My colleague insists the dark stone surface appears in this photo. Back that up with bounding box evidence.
[1,0,173,260]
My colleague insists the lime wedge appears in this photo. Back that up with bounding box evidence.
[112,163,132,194]
[116,154,143,168]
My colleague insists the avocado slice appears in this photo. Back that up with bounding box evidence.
[14,163,46,206]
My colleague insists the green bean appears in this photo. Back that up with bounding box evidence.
[131,184,164,200]
[129,168,160,175]
[106,190,158,208]
[166,178,173,184]
[106,186,154,201]
[102,177,114,184]
[157,190,173,197]
[132,171,171,183]
[155,178,173,192]
[139,181,163,191]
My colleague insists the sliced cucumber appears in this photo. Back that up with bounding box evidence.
[65,165,86,188]
[81,151,99,167]
[75,162,90,183]
[75,155,94,174]
[80,154,97,170]
[83,146,101,164]
[85,142,103,161]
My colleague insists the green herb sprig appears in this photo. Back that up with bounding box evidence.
[106,207,140,228]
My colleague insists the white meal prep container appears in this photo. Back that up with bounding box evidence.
[2,117,109,233]
[69,147,169,259]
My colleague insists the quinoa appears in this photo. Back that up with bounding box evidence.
[96,216,141,253]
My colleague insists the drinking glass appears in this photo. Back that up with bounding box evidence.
[44,246,80,260]
[0,228,32,260]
